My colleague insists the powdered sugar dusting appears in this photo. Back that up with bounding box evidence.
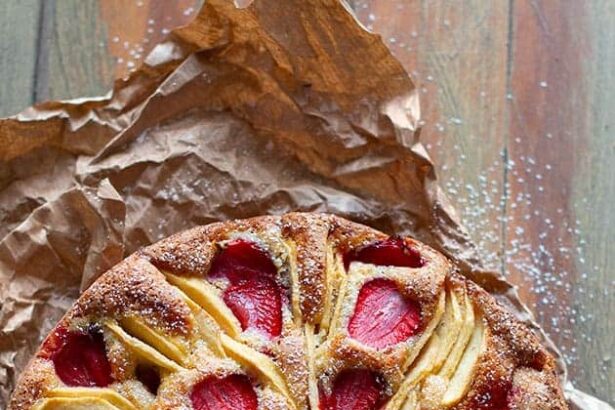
[350,0,606,388]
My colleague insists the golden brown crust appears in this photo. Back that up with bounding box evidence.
[139,226,217,277]
[281,212,332,324]
[74,255,194,335]
[329,215,387,250]
[450,279,566,410]
[8,359,58,410]
[508,367,568,410]
[8,213,567,410]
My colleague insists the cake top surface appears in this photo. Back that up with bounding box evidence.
[9,213,567,410]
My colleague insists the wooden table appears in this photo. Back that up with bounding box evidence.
[0,0,612,403]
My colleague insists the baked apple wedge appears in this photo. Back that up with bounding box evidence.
[163,272,242,338]
[41,388,137,410]
[441,315,485,406]
[32,397,123,410]
[383,279,467,409]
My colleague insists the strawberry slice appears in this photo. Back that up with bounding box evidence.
[209,239,277,283]
[223,277,283,338]
[344,238,424,269]
[320,369,382,410]
[191,374,258,410]
[474,380,512,409]
[47,326,113,387]
[348,279,421,349]
[208,239,283,338]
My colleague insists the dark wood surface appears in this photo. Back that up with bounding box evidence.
[0,0,612,403]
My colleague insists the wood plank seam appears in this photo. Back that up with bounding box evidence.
[33,0,54,104]
[500,0,515,278]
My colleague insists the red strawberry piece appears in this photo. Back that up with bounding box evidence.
[208,239,283,338]
[40,326,70,359]
[208,239,277,283]
[474,380,512,410]
[49,326,113,387]
[136,364,161,394]
[191,374,258,410]
[344,238,424,269]
[320,369,382,410]
[223,277,283,338]
[348,279,421,349]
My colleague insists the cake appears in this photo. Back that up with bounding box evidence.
[8,213,567,409]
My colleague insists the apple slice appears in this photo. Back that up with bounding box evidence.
[119,317,187,365]
[383,292,448,410]
[105,322,182,372]
[47,388,136,410]
[326,273,348,343]
[400,289,445,372]
[320,246,346,335]
[220,334,293,406]
[413,289,475,407]
[405,288,463,379]
[400,390,417,410]
[164,272,242,338]
[32,397,121,410]
[384,333,441,410]
[175,287,226,356]
[385,288,461,410]
[430,287,464,373]
[305,324,321,410]
[438,290,474,379]
[190,374,258,410]
[348,279,421,349]
[441,316,485,406]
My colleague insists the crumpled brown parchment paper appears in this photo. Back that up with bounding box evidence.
[0,0,610,408]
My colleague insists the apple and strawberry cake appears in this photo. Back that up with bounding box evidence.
[8,213,567,409]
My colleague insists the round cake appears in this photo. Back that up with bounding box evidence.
[8,213,567,409]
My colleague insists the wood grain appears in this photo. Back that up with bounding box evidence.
[353,0,510,273]
[40,0,115,101]
[505,2,614,399]
[353,0,614,401]
[0,0,41,117]
[33,0,201,102]
[571,0,615,399]
[506,0,588,325]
